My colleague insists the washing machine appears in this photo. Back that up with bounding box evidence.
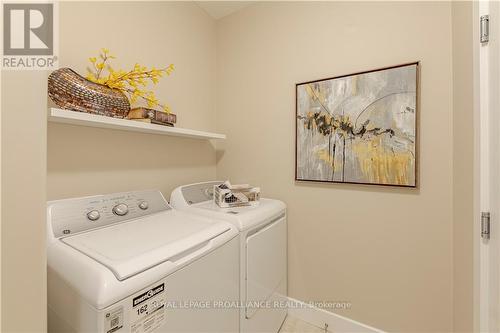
[47,189,240,333]
[170,181,287,333]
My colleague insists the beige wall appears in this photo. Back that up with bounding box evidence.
[47,2,217,200]
[452,2,474,332]
[216,2,454,332]
[1,71,48,332]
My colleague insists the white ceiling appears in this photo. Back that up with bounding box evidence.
[196,1,254,20]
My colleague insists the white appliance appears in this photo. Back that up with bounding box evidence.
[47,190,240,333]
[170,181,287,333]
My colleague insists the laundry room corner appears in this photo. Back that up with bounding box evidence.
[0,1,482,333]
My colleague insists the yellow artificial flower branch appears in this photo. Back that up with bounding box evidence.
[86,48,174,113]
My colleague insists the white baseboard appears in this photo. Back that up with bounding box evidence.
[287,297,386,333]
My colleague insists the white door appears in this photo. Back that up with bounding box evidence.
[477,1,500,332]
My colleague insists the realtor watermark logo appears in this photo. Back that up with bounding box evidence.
[2,2,58,70]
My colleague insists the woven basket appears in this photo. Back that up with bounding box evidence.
[48,68,130,118]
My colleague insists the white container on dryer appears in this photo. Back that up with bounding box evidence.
[170,181,287,333]
[47,190,240,333]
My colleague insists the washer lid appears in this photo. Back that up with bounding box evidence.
[61,210,231,281]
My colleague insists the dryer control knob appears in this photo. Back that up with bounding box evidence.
[87,210,100,221]
[138,201,149,210]
[113,203,129,216]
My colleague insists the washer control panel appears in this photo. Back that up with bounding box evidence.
[48,190,170,238]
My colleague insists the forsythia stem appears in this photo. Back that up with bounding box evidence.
[86,48,174,113]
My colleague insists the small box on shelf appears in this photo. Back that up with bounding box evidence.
[127,107,177,127]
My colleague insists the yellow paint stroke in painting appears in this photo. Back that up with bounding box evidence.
[316,149,336,170]
[351,137,413,185]
[305,84,328,105]
[305,84,315,98]
[351,76,358,95]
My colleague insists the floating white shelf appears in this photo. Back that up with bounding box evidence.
[48,108,226,140]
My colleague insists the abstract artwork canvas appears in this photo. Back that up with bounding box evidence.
[296,63,418,187]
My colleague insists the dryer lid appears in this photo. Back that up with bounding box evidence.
[61,210,232,281]
[190,199,286,231]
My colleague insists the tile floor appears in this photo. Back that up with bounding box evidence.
[279,316,329,333]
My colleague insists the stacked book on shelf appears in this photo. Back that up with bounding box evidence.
[127,107,177,127]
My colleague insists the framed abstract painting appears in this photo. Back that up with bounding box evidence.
[295,62,419,187]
